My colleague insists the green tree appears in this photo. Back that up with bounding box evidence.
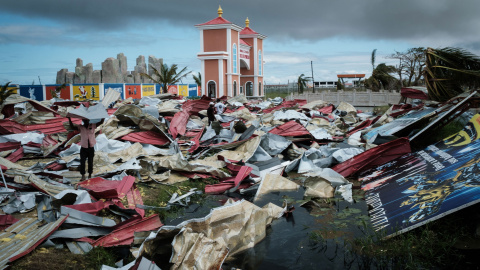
[192,72,201,86]
[297,74,310,94]
[425,47,480,101]
[141,63,192,94]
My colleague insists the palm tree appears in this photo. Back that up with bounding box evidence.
[141,63,192,94]
[297,74,311,94]
[424,47,480,101]
[372,63,398,90]
[0,82,19,113]
[0,82,18,106]
[192,72,201,86]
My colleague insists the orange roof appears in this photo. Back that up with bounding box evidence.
[337,74,365,78]
[240,27,259,35]
[196,16,232,26]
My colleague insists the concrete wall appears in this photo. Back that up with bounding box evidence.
[286,89,401,106]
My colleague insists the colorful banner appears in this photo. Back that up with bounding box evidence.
[125,84,141,99]
[178,84,188,97]
[104,84,124,100]
[361,114,480,237]
[156,84,163,94]
[45,85,71,100]
[19,85,43,101]
[73,85,100,101]
[189,84,198,97]
[167,85,178,95]
[142,84,155,97]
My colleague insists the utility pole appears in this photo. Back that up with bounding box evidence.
[311,61,315,93]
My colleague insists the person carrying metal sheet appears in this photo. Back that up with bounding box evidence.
[68,117,104,181]
[66,103,109,181]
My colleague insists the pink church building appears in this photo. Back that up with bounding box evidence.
[195,6,266,98]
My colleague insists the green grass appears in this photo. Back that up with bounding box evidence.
[347,206,472,269]
[138,178,219,221]
[84,247,118,269]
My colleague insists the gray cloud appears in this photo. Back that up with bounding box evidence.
[2,0,480,47]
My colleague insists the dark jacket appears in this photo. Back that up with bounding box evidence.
[207,105,216,121]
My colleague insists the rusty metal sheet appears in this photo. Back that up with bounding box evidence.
[0,216,67,269]
[41,134,61,157]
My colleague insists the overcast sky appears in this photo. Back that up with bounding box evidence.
[2,0,480,85]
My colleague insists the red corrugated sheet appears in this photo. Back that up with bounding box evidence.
[332,137,411,177]
[169,111,189,139]
[262,99,307,114]
[169,99,211,139]
[78,175,136,199]
[317,104,334,114]
[188,127,205,153]
[269,120,311,137]
[205,166,252,194]
[0,118,81,135]
[346,119,375,137]
[401,87,429,100]
[121,131,170,146]
[93,214,163,247]
[0,215,19,230]
[0,142,21,151]
[126,186,145,217]
[389,104,424,118]
[6,147,24,163]
[45,162,66,171]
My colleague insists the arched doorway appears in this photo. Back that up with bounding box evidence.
[246,82,253,96]
[208,81,216,98]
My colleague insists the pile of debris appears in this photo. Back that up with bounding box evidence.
[1,88,479,269]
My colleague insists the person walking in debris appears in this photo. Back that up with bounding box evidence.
[68,117,103,181]
[207,102,216,125]
[215,99,226,114]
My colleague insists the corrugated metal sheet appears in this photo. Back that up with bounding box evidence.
[78,176,135,199]
[268,120,311,137]
[93,214,163,247]
[5,147,24,163]
[0,142,21,152]
[121,131,170,146]
[205,166,252,194]
[332,137,411,177]
[0,118,81,135]
[262,99,307,114]
[0,216,67,269]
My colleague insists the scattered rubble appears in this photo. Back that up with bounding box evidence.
[1,90,480,268]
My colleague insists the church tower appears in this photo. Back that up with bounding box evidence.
[195,6,266,98]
